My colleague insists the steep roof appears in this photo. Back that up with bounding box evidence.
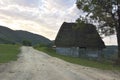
[55,22,105,49]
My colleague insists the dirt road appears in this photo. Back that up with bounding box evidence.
[0,46,119,80]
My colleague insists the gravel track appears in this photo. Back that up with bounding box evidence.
[0,46,119,80]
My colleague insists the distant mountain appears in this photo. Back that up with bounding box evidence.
[15,30,51,45]
[0,26,51,45]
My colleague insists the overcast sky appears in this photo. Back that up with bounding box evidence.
[0,0,117,45]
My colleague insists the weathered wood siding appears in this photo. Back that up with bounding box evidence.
[56,47,79,57]
[56,47,101,58]
[85,49,100,58]
[56,46,118,60]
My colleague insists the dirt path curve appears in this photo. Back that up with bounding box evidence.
[0,46,120,80]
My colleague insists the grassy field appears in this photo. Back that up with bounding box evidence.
[35,46,120,70]
[0,44,20,63]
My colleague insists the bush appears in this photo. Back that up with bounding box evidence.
[22,40,32,46]
[34,42,53,48]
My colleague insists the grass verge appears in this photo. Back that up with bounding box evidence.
[0,44,20,63]
[35,46,120,71]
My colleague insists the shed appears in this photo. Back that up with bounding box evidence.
[55,22,105,58]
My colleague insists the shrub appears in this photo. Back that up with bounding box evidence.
[22,40,32,46]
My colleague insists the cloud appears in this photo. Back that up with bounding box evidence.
[103,35,117,45]
[0,0,39,8]
[0,0,117,45]
[43,0,75,11]
[0,0,81,40]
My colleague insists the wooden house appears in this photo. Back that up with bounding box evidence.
[55,22,105,58]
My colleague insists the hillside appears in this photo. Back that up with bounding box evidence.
[0,26,51,45]
[0,26,20,43]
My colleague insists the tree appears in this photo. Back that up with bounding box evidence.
[22,40,32,46]
[76,0,120,64]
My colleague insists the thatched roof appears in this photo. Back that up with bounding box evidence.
[55,22,105,49]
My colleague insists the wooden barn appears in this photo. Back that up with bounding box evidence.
[55,22,105,58]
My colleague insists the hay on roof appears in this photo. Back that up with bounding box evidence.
[55,22,105,49]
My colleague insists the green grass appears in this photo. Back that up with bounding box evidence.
[0,44,20,63]
[35,46,120,71]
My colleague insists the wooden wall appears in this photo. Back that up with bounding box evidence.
[56,47,101,58]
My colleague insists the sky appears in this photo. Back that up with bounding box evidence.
[0,0,117,45]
